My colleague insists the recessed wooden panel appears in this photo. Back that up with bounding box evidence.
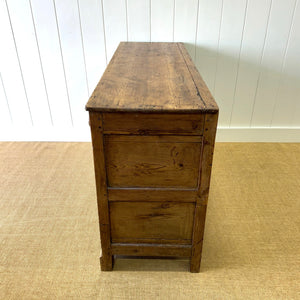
[104,135,202,188]
[110,201,195,242]
[103,113,204,135]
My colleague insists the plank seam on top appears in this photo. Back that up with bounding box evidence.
[176,43,206,109]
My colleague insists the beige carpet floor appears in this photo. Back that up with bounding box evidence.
[0,142,299,299]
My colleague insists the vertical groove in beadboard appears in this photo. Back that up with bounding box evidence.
[76,0,90,95]
[52,0,73,126]
[5,0,33,125]
[270,0,298,127]
[149,0,152,41]
[249,0,273,127]
[229,0,249,128]
[172,0,175,42]
[100,0,108,65]
[213,0,224,95]
[0,72,13,124]
[29,0,53,126]
[289,0,299,125]
[194,0,200,61]
[125,0,129,41]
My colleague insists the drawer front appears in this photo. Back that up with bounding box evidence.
[110,202,195,243]
[103,113,204,135]
[104,135,202,188]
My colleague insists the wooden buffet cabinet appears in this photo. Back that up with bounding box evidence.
[86,42,218,272]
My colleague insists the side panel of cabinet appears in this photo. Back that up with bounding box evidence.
[104,135,202,188]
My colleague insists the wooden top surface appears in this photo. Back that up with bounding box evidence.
[86,42,218,113]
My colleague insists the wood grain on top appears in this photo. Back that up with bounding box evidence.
[86,42,218,113]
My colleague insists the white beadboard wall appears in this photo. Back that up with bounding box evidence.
[0,0,300,142]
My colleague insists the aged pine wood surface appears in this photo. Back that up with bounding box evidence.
[102,113,205,135]
[87,42,218,272]
[111,244,192,257]
[104,135,201,188]
[177,43,218,112]
[108,189,198,202]
[191,113,219,272]
[110,201,195,242]
[86,42,216,113]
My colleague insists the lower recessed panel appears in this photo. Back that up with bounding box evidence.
[110,201,195,243]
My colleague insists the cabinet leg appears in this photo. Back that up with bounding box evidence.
[190,203,207,273]
[190,253,202,273]
[190,240,203,273]
[100,254,114,271]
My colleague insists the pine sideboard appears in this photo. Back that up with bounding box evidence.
[86,42,218,272]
